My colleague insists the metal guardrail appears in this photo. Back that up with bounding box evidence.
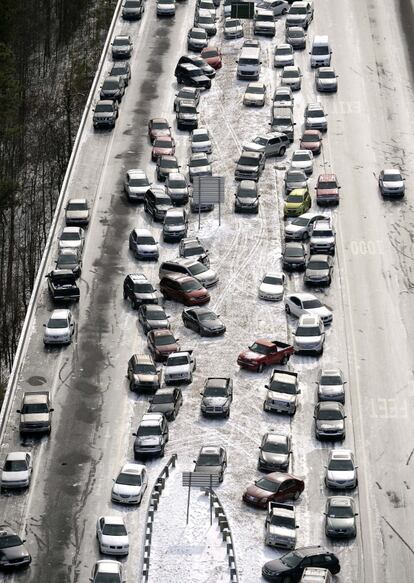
[141,453,178,583]
[203,488,239,583]
[0,0,124,444]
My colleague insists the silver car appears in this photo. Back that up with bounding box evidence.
[129,228,158,260]
[284,169,308,194]
[325,449,357,489]
[111,463,148,505]
[65,198,89,226]
[224,18,243,39]
[43,309,75,345]
[244,133,290,158]
[265,502,297,549]
[188,152,212,182]
[0,452,32,489]
[243,82,266,107]
[317,368,346,403]
[379,168,405,196]
[157,0,176,15]
[280,66,302,90]
[290,150,313,175]
[166,172,190,204]
[314,401,346,440]
[58,226,85,252]
[310,219,336,255]
[304,254,333,286]
[293,314,325,355]
[111,35,133,59]
[284,212,325,241]
[191,127,212,154]
[263,370,300,415]
[315,67,338,92]
[305,103,328,132]
[187,27,208,51]
[272,86,294,108]
[325,496,358,539]
[124,169,150,202]
[274,43,294,68]
[258,432,291,472]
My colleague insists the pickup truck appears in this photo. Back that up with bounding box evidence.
[164,351,196,385]
[237,339,294,372]
[265,502,298,549]
[46,270,80,302]
[263,369,300,415]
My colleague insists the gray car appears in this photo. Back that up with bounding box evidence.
[100,76,125,102]
[110,62,131,86]
[280,66,302,91]
[284,169,308,194]
[243,133,289,158]
[258,432,291,472]
[124,169,150,203]
[304,254,333,286]
[129,228,159,260]
[163,208,188,242]
[166,172,189,205]
[179,237,210,267]
[111,35,133,59]
[285,26,306,49]
[127,353,160,392]
[379,168,405,196]
[265,502,297,549]
[194,445,227,482]
[235,180,260,214]
[305,103,328,132]
[235,151,266,181]
[274,43,295,68]
[325,496,358,539]
[200,378,233,418]
[138,304,170,333]
[317,368,346,403]
[65,198,89,227]
[122,0,144,20]
[43,309,75,345]
[93,100,119,129]
[284,212,325,241]
[270,106,295,142]
[188,152,212,182]
[191,127,212,154]
[176,99,199,130]
[243,82,266,107]
[310,219,336,255]
[315,67,338,92]
[175,86,201,112]
[325,449,357,489]
[293,314,325,355]
[314,402,346,440]
[187,27,209,51]
[17,391,54,434]
[133,413,169,458]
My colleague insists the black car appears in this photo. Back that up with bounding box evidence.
[176,99,199,131]
[138,304,170,333]
[182,307,226,336]
[262,546,340,582]
[46,270,80,302]
[55,249,82,277]
[0,526,31,569]
[234,180,260,214]
[148,387,183,421]
[175,62,211,89]
[282,242,307,271]
[144,186,172,221]
[177,55,216,79]
[99,75,125,102]
[123,273,158,309]
[194,445,227,482]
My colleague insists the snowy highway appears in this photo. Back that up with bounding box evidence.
[1,0,414,581]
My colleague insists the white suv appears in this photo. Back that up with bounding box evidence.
[293,314,325,355]
[310,218,336,255]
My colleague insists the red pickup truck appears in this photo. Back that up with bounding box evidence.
[237,339,294,372]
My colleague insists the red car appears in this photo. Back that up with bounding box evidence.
[201,47,222,69]
[152,136,176,161]
[147,329,179,362]
[300,130,322,155]
[160,274,210,306]
[243,472,304,509]
[316,173,340,205]
[148,117,172,143]
[237,339,294,372]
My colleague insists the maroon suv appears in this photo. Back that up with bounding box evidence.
[147,329,179,362]
[160,273,210,306]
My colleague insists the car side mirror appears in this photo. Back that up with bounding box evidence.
[132,432,137,436]
[16,409,21,413]
[293,122,296,125]
[200,392,203,395]
[355,465,359,469]
[43,324,46,327]
[344,415,347,418]
[297,389,301,394]
[296,525,299,528]
[193,459,197,464]
[355,512,359,516]
[50,408,55,412]
[264,384,269,389]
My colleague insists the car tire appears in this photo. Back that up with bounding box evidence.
[285,304,291,314]
[281,355,289,365]
[279,146,286,156]
[226,410,230,419]
[134,452,139,461]
[293,490,300,500]
[257,364,264,373]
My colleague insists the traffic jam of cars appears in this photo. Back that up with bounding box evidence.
[0,0,404,580]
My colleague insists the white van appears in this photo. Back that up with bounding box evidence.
[237,47,262,80]
[310,35,332,67]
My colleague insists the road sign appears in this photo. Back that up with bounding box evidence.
[192,176,225,204]
[182,471,220,487]
[231,2,255,18]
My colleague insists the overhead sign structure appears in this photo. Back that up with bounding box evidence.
[192,176,225,228]
[182,471,221,524]
[231,2,255,19]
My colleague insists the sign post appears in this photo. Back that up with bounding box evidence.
[192,176,225,229]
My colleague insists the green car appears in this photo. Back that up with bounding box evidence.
[284,188,312,218]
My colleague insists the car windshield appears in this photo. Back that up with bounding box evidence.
[189,68,204,78]
[328,458,353,471]
[183,245,204,257]
[282,552,302,568]
[296,326,321,336]
[193,133,209,142]
[289,30,303,38]
[276,47,292,55]
[154,139,173,148]
[262,441,287,453]
[134,363,156,374]
[270,379,296,394]
[157,196,171,206]
[159,0,172,5]
[329,505,354,518]
[198,454,220,465]
[67,202,87,211]
[129,177,149,187]
[203,50,218,58]
[320,374,342,385]
[116,472,141,486]
[48,318,68,328]
[313,46,329,55]
[125,0,141,6]
[303,299,323,308]
[289,5,306,13]
[249,342,269,354]
[161,159,177,168]
[318,70,335,78]
[111,66,127,75]
[226,19,240,26]
[302,134,318,142]
[138,424,162,436]
[152,121,169,130]
[198,16,212,23]
[286,194,303,204]
[285,245,303,256]
[188,263,207,276]
[57,254,76,266]
[239,156,257,166]
[113,38,129,46]
[204,386,227,397]
[134,283,154,293]
[146,309,166,320]
[165,216,184,225]
[275,117,290,125]
[152,393,174,404]
[263,276,283,285]
[247,86,265,94]
[283,70,298,78]
[190,158,208,167]
[318,408,343,420]
[181,280,202,291]
[291,217,308,226]
[155,335,175,346]
[308,260,328,270]
[288,172,304,182]
[192,30,206,38]
[4,460,27,471]
[238,187,257,197]
[103,80,119,89]
[102,524,127,536]
[199,312,216,321]
[257,14,274,21]
[61,232,80,241]
[293,153,310,162]
[270,515,295,528]
[135,237,155,246]
[384,173,402,181]
[319,181,337,189]
[314,230,333,237]
[169,355,188,366]
[275,94,291,102]
[0,535,22,549]
[168,179,186,188]
[255,477,279,492]
[22,403,48,414]
[95,103,113,112]
[253,137,267,146]
[308,109,324,117]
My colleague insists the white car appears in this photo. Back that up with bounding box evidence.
[224,18,243,39]
[272,86,294,108]
[293,314,325,355]
[0,452,32,489]
[96,516,129,556]
[325,449,358,490]
[285,292,332,324]
[111,463,148,505]
[258,0,289,15]
[156,0,176,16]
[290,150,313,175]
[191,127,212,154]
[280,65,302,91]
[196,0,216,18]
[90,560,124,583]
[259,272,285,301]
[379,168,405,196]
[188,153,212,182]
[43,309,75,345]
[58,226,85,252]
[274,43,294,68]
[243,82,267,107]
[124,168,150,202]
